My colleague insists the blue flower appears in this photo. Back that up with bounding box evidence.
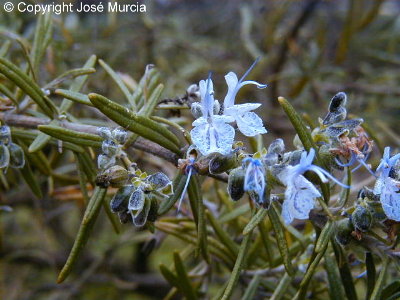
[190,74,235,155]
[374,147,400,221]
[243,157,266,204]
[376,147,400,179]
[223,59,268,137]
[279,148,349,224]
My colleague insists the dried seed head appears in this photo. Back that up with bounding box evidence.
[118,210,133,224]
[97,165,128,187]
[110,185,135,213]
[8,142,25,168]
[334,218,354,246]
[329,92,347,112]
[0,126,11,143]
[0,143,10,169]
[147,196,159,223]
[351,205,372,232]
[132,196,151,227]
[227,167,245,201]
[209,152,237,174]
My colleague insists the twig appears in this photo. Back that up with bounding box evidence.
[0,112,179,166]
[0,112,228,183]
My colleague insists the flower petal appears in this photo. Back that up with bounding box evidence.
[223,72,239,108]
[192,117,208,127]
[282,200,294,224]
[110,185,135,213]
[236,112,267,137]
[128,189,145,212]
[380,178,400,221]
[199,77,214,118]
[284,175,320,222]
[191,122,234,155]
[224,103,261,116]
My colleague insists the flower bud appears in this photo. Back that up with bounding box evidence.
[0,143,10,169]
[191,102,203,119]
[351,205,372,232]
[187,84,200,100]
[227,167,245,201]
[8,142,25,168]
[110,185,135,212]
[209,152,237,174]
[268,138,285,154]
[97,153,116,170]
[334,219,354,246]
[102,140,118,156]
[97,127,112,139]
[112,128,128,144]
[283,150,302,166]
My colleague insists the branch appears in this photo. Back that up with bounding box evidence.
[0,112,179,166]
[0,112,229,182]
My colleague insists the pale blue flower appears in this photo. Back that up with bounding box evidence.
[374,147,400,221]
[379,177,400,221]
[190,74,235,155]
[281,174,321,224]
[376,147,400,179]
[243,157,265,204]
[279,148,349,224]
[223,59,268,137]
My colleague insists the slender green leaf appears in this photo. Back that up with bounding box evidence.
[325,247,346,300]
[57,187,107,283]
[99,59,135,109]
[206,210,239,258]
[268,203,295,276]
[243,208,268,235]
[59,55,97,112]
[242,273,261,300]
[366,252,376,299]
[158,174,185,215]
[88,93,181,153]
[370,258,389,300]
[332,241,358,300]
[55,89,92,106]
[44,68,96,89]
[19,158,42,199]
[221,230,253,300]
[173,252,198,300]
[38,125,102,148]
